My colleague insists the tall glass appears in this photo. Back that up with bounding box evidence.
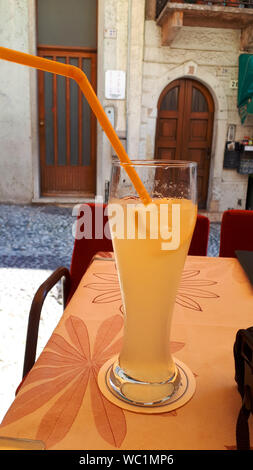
[107,160,197,406]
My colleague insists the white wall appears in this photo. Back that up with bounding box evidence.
[96,0,129,198]
[0,0,131,203]
[0,0,37,203]
[97,0,146,198]
[1,0,251,212]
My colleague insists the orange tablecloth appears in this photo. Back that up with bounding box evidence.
[0,255,252,450]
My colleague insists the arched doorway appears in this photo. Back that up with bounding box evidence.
[155,78,214,209]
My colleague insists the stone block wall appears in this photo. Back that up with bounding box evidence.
[0,0,252,213]
[138,20,253,217]
[0,0,37,203]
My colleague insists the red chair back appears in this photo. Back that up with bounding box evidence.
[69,205,210,301]
[69,204,113,300]
[219,209,253,258]
[189,214,210,256]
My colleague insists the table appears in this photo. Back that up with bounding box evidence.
[0,254,252,450]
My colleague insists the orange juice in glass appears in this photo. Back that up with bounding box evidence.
[106,161,197,406]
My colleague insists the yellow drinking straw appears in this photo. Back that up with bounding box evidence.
[0,46,151,205]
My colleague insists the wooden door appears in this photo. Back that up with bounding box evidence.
[38,46,97,197]
[155,78,214,209]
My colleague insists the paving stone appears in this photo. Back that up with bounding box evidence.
[207,223,221,257]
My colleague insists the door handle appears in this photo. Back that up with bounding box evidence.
[39,120,45,127]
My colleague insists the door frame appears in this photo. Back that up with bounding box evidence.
[37,45,97,197]
[33,0,99,201]
[154,77,215,209]
[138,61,229,214]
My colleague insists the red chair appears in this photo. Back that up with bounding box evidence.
[219,210,253,258]
[69,203,113,302]
[22,205,209,379]
[189,214,210,257]
[70,206,210,300]
[22,203,111,380]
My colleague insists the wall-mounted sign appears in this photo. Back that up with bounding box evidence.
[230,80,238,90]
[227,124,236,141]
[216,67,229,77]
[183,61,198,77]
[105,70,126,100]
[104,28,117,39]
[104,105,115,127]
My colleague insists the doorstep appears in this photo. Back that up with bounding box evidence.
[32,196,96,206]
[32,198,223,222]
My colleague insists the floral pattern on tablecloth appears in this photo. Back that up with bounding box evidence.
[1,314,126,448]
[1,312,185,448]
[84,266,219,313]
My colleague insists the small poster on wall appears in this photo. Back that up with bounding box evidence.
[105,70,126,100]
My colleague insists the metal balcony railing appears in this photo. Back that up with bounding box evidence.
[156,0,253,18]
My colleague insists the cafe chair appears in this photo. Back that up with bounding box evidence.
[21,203,111,382]
[69,207,210,298]
[188,214,209,257]
[219,209,253,258]
[21,205,209,382]
[20,267,71,386]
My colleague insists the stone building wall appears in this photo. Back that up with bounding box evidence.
[0,0,252,214]
[0,0,37,204]
[97,0,146,198]
[138,20,253,218]
[96,0,129,197]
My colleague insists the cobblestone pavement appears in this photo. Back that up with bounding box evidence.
[0,204,74,270]
[207,222,221,257]
[0,204,74,422]
[0,204,220,422]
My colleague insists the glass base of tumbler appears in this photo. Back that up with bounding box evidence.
[106,360,181,407]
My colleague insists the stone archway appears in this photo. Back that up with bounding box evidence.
[140,61,228,211]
